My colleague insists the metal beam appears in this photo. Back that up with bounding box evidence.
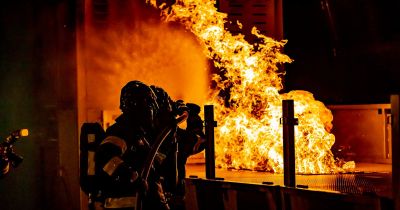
[205,105,217,179]
[282,100,297,187]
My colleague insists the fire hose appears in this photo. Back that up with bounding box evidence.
[136,111,189,210]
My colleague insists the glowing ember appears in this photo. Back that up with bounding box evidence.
[147,0,355,173]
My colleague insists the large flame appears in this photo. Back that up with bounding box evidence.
[147,0,354,173]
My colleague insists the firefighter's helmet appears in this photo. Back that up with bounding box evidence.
[120,81,159,124]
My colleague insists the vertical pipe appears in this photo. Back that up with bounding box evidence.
[282,100,297,187]
[204,105,217,179]
[391,95,400,210]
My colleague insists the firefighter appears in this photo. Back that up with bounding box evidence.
[150,85,206,210]
[0,129,27,178]
[95,80,170,210]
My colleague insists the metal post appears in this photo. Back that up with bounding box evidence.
[282,100,297,187]
[391,95,400,210]
[204,105,217,179]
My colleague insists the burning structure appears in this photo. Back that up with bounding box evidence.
[76,2,400,210]
[79,1,397,209]
[1,0,400,210]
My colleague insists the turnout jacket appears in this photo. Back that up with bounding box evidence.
[95,113,168,210]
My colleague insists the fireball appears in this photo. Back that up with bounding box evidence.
[147,0,354,173]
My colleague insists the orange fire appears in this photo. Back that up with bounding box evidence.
[147,0,354,173]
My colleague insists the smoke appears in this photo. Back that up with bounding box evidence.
[84,15,210,111]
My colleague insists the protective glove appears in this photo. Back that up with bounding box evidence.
[186,103,203,132]
[173,100,189,116]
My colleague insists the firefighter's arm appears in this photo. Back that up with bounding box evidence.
[186,103,206,154]
[95,136,139,183]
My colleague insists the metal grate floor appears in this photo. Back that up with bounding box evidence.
[186,163,392,198]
